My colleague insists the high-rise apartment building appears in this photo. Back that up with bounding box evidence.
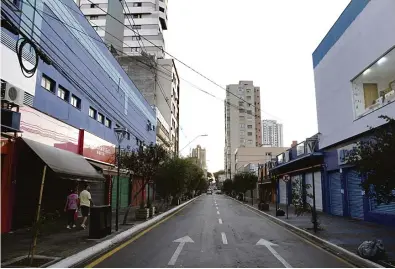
[77,0,167,58]
[224,81,262,179]
[191,145,207,170]
[262,120,283,147]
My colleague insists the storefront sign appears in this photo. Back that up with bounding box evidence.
[83,130,116,164]
[337,143,358,165]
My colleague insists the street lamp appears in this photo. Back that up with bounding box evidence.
[114,127,128,232]
[179,134,208,155]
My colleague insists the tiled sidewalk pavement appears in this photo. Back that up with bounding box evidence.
[1,202,175,266]
[241,198,395,264]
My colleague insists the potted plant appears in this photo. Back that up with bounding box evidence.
[147,200,155,217]
[136,201,149,220]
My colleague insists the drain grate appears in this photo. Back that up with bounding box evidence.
[1,255,61,268]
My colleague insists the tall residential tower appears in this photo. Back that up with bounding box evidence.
[262,120,283,147]
[224,81,262,179]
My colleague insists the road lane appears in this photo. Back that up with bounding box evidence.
[93,194,352,268]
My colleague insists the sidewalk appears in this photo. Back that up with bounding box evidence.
[1,202,175,266]
[242,200,395,264]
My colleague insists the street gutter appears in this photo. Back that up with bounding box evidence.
[49,196,201,268]
[228,196,384,268]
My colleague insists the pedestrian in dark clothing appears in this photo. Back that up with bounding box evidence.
[64,189,79,229]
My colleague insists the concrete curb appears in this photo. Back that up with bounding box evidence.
[228,196,383,268]
[49,196,201,268]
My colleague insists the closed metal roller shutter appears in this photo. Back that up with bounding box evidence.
[329,171,343,216]
[111,176,130,209]
[89,181,106,206]
[370,199,395,215]
[314,171,323,211]
[279,180,287,205]
[346,169,364,219]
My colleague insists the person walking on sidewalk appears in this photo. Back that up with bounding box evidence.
[80,184,94,230]
[64,188,79,229]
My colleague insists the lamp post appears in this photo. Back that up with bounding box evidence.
[179,134,208,156]
[114,127,128,232]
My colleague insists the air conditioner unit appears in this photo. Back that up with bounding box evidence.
[2,82,24,106]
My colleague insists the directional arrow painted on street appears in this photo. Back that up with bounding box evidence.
[256,239,292,268]
[168,236,194,266]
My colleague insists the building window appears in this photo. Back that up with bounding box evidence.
[247,125,252,129]
[90,15,98,20]
[247,140,253,145]
[130,47,140,52]
[247,110,252,115]
[246,89,251,93]
[92,26,99,30]
[97,112,104,124]
[41,74,55,93]
[238,101,244,106]
[246,96,252,101]
[89,107,97,119]
[105,118,112,128]
[90,3,97,8]
[131,25,142,30]
[240,131,245,136]
[352,47,395,119]
[239,116,245,120]
[133,2,142,7]
[240,139,246,144]
[240,123,245,129]
[248,132,252,136]
[159,7,165,12]
[239,108,245,113]
[247,116,253,121]
[57,86,69,101]
[70,95,81,109]
[132,36,141,41]
[132,14,142,19]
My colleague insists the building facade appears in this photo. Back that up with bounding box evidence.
[262,120,283,147]
[191,145,207,171]
[1,0,154,232]
[312,0,395,226]
[224,81,262,179]
[78,0,167,58]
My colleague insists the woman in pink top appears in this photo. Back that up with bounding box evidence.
[64,189,79,229]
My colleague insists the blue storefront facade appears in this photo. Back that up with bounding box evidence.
[312,0,395,227]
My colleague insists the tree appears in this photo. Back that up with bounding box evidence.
[222,179,233,194]
[233,172,258,204]
[346,115,395,204]
[118,143,170,224]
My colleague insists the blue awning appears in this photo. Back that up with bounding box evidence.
[270,152,323,172]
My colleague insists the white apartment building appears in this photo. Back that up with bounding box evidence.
[77,0,167,58]
[224,81,262,179]
[262,120,283,147]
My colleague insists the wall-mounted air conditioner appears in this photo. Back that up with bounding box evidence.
[1,82,24,106]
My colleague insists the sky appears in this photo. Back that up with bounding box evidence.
[164,0,350,173]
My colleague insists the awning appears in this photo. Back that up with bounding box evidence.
[21,138,105,182]
[270,152,323,175]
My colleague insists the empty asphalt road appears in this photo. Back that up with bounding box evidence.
[91,194,352,268]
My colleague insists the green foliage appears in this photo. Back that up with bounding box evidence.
[291,177,312,216]
[233,172,258,194]
[222,179,233,194]
[346,116,395,204]
[213,170,225,180]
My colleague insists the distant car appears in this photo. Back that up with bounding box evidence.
[207,190,213,195]
[216,191,222,195]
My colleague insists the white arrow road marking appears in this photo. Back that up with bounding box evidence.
[218,218,223,224]
[216,206,219,210]
[256,239,292,268]
[221,232,228,244]
[168,236,194,265]
[217,211,220,215]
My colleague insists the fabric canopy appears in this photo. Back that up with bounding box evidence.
[22,138,105,182]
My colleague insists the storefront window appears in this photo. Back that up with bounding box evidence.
[352,47,395,119]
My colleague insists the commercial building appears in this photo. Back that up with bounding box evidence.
[265,0,395,227]
[78,0,167,58]
[79,0,180,155]
[262,120,283,147]
[1,0,155,232]
[191,145,207,171]
[313,0,395,226]
[224,81,262,179]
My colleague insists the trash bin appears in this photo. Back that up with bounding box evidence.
[89,205,112,239]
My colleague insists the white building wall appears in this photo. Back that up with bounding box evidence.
[314,0,395,149]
